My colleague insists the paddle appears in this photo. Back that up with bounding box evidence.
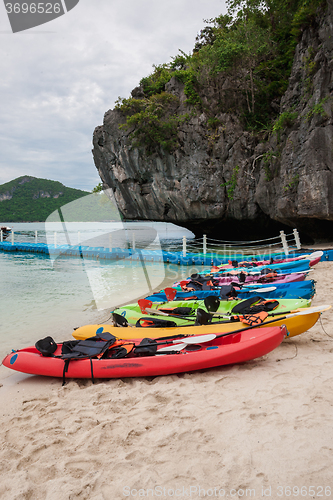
[138,299,153,314]
[112,304,332,358]
[112,313,135,327]
[144,306,259,326]
[164,287,177,301]
[133,333,217,352]
[143,297,331,326]
[238,286,277,293]
[144,307,197,322]
[174,304,332,342]
[229,280,280,290]
[173,333,217,343]
[204,295,220,313]
[157,343,188,353]
[303,250,323,260]
[146,299,282,322]
[207,304,331,319]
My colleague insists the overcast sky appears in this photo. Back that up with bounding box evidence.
[0,0,226,191]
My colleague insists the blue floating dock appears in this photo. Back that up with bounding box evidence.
[1,240,329,265]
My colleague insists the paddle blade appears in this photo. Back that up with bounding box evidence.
[174,333,217,344]
[112,313,129,327]
[164,287,177,301]
[292,304,331,316]
[204,295,220,313]
[158,343,188,353]
[246,286,277,293]
[308,250,323,260]
[138,299,153,314]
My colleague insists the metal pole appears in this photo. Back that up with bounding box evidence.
[11,230,14,245]
[35,230,38,244]
[182,236,187,257]
[203,234,207,255]
[293,228,301,250]
[0,230,2,242]
[280,230,289,255]
[132,232,136,251]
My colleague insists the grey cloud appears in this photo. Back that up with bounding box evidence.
[0,0,226,191]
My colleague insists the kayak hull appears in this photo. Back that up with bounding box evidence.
[216,255,321,269]
[147,280,316,302]
[176,272,309,288]
[2,326,286,379]
[114,298,311,326]
[72,308,320,341]
[206,259,311,274]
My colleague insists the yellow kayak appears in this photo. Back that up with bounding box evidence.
[72,306,330,341]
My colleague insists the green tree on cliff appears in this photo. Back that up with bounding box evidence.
[116,0,326,148]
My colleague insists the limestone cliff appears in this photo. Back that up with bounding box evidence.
[92,1,333,242]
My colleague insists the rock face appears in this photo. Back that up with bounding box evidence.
[93,1,333,242]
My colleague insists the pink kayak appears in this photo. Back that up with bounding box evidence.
[218,252,323,272]
[213,271,308,286]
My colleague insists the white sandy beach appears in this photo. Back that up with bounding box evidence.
[0,259,333,500]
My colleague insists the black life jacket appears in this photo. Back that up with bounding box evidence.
[260,267,277,276]
[184,280,203,290]
[228,260,239,267]
[133,338,158,356]
[231,296,279,315]
[239,272,247,283]
[247,299,279,313]
[219,285,238,300]
[35,332,133,385]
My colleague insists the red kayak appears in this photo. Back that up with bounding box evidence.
[2,326,286,380]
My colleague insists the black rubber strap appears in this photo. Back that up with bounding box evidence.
[90,358,95,384]
[62,359,70,386]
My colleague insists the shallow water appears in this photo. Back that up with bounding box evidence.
[0,222,202,366]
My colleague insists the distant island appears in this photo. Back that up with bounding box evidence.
[0,176,89,222]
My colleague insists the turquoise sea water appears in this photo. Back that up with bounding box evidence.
[0,222,199,370]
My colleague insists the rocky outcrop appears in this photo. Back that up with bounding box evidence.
[92,1,333,242]
[0,192,12,201]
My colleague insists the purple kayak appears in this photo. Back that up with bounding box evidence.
[208,271,308,286]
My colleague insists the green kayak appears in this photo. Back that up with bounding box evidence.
[112,296,311,327]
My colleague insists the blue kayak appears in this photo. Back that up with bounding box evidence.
[146,280,315,302]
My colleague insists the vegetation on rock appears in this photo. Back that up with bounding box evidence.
[221,165,240,200]
[115,0,326,152]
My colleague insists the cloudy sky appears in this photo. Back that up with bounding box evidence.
[0,0,226,191]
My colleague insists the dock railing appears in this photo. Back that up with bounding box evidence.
[0,227,302,264]
[165,229,301,259]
